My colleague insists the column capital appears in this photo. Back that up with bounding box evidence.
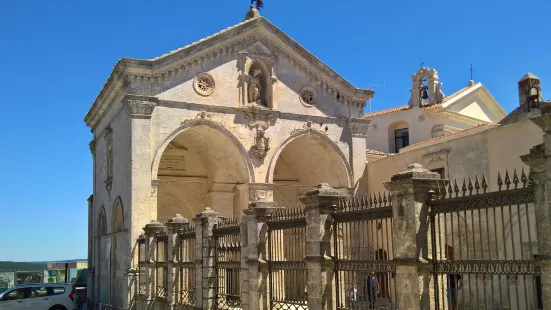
[348,117,370,137]
[124,95,158,118]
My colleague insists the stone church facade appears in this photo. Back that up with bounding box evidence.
[85,7,371,307]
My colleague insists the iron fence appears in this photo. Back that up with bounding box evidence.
[429,169,541,310]
[268,206,308,310]
[214,218,242,309]
[178,223,197,308]
[334,193,396,310]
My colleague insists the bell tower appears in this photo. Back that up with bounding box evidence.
[518,73,543,111]
[408,66,445,107]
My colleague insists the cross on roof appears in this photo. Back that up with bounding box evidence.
[470,63,476,81]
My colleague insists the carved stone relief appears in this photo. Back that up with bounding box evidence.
[124,97,157,117]
[290,121,328,136]
[422,150,449,172]
[104,127,113,193]
[159,142,188,173]
[181,111,224,128]
[348,118,370,137]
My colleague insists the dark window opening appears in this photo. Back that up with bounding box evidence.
[394,128,409,153]
[431,168,445,179]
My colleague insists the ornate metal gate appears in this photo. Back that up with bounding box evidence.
[429,170,541,310]
[268,207,308,310]
[214,218,242,309]
[334,194,396,310]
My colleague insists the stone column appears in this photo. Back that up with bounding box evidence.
[194,207,219,310]
[384,163,440,310]
[143,220,165,302]
[125,95,157,308]
[87,195,94,301]
[243,206,278,310]
[241,183,277,310]
[300,183,344,310]
[348,118,369,186]
[166,215,191,309]
[521,107,551,309]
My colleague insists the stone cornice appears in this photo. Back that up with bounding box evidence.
[84,17,373,130]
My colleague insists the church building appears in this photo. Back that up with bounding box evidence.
[84,6,371,307]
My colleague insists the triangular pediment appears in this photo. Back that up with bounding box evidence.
[442,85,507,123]
[85,15,373,128]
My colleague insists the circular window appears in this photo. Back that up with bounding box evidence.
[193,73,215,96]
[299,86,316,105]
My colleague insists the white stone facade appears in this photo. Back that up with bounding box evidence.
[85,8,371,308]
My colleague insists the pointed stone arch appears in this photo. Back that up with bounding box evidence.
[112,197,123,233]
[97,206,107,237]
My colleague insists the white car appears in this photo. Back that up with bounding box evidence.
[0,283,77,310]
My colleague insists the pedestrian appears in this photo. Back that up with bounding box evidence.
[366,272,379,309]
[349,287,358,310]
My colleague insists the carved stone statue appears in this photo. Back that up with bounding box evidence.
[248,69,263,105]
[251,127,270,159]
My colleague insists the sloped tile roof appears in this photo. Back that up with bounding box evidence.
[364,83,478,118]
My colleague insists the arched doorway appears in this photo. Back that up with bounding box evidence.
[153,123,253,221]
[268,131,351,299]
[269,131,352,206]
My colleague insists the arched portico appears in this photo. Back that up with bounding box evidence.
[151,120,254,221]
[267,129,353,206]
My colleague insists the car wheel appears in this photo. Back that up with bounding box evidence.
[49,305,67,310]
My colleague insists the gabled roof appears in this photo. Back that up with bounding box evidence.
[85,11,374,129]
[364,83,478,118]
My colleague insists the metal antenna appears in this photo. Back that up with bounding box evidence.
[470,63,475,81]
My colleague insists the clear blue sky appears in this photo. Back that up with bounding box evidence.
[0,0,549,262]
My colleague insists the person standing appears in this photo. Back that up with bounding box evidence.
[447,273,462,310]
[349,287,358,310]
[366,272,379,309]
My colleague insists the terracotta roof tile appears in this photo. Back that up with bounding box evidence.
[364,105,411,118]
[364,83,479,118]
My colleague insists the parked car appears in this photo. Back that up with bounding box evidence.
[0,289,5,295]
[0,283,77,310]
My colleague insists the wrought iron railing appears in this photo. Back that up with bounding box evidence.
[429,168,540,310]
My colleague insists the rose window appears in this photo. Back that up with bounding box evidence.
[299,86,316,105]
[193,73,215,96]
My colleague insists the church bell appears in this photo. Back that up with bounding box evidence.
[421,86,429,100]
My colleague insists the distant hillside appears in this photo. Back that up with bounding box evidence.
[0,261,47,272]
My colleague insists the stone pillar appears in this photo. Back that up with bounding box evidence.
[384,163,440,310]
[300,183,344,310]
[125,95,157,307]
[143,220,165,302]
[166,214,191,308]
[521,107,551,309]
[194,207,219,310]
[87,195,94,301]
[348,118,369,186]
[243,204,278,310]
[241,183,275,310]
